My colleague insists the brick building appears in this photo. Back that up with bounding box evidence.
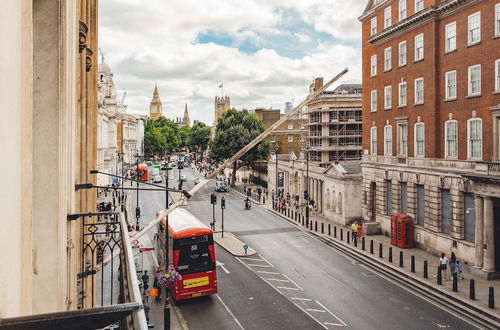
[305,78,363,167]
[254,108,307,157]
[359,0,500,278]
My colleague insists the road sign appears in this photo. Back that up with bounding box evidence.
[277,172,284,188]
[132,239,139,247]
[243,244,249,255]
[139,247,154,252]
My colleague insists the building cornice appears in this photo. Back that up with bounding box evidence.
[359,0,392,21]
[367,0,480,45]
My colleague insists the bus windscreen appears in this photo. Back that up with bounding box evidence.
[174,235,215,275]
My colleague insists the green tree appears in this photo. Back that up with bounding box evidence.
[143,116,179,157]
[210,109,270,186]
[187,122,212,161]
[178,125,191,150]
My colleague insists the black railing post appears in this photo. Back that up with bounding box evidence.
[370,240,374,254]
[399,251,403,267]
[452,273,458,292]
[469,279,475,300]
[423,260,428,278]
[489,287,495,309]
[411,255,415,273]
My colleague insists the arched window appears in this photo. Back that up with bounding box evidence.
[331,189,337,213]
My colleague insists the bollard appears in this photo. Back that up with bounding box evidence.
[362,237,365,250]
[287,208,290,218]
[370,240,374,254]
[489,287,495,309]
[452,273,458,292]
[321,223,324,234]
[437,266,442,285]
[469,279,475,300]
[411,256,415,273]
[340,228,343,241]
[334,226,337,238]
[399,251,404,267]
[310,220,313,230]
[388,247,393,263]
[295,211,297,221]
[263,196,265,204]
[328,224,331,236]
[315,221,318,232]
[347,231,350,244]
[379,243,383,258]
[302,215,305,225]
[354,235,357,247]
[423,260,428,278]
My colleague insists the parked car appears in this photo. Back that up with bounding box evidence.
[153,174,162,183]
[215,181,227,192]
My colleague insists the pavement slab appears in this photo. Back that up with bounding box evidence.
[214,231,257,257]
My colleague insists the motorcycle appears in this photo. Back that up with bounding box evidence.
[244,199,251,210]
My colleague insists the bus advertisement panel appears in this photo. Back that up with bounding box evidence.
[137,164,148,181]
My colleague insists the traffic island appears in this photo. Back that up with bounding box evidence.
[213,231,256,257]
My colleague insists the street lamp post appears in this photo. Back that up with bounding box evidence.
[305,145,310,226]
[135,152,140,231]
[163,166,172,330]
[274,144,279,195]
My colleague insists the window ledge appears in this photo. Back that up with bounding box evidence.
[466,94,481,99]
[414,58,424,64]
[443,97,457,102]
[398,63,407,69]
[384,107,392,111]
[413,102,424,106]
[494,35,500,40]
[466,41,481,48]
[370,74,377,78]
[444,49,457,55]
[384,68,392,73]
[397,105,407,109]
[370,110,377,113]
[493,91,500,95]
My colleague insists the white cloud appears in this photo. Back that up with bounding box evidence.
[99,0,362,124]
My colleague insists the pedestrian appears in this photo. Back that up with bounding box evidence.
[142,270,150,291]
[449,251,457,279]
[143,299,150,323]
[357,222,363,240]
[456,261,464,279]
[351,221,358,243]
[439,253,448,280]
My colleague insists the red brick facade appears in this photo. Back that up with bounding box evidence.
[361,0,500,161]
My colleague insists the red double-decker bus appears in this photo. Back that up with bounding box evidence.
[156,208,218,300]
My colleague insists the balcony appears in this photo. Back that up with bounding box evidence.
[0,213,147,330]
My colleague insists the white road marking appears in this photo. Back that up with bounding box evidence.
[276,286,300,290]
[324,322,344,327]
[216,260,230,274]
[259,255,275,267]
[292,303,328,330]
[306,309,326,313]
[265,278,289,282]
[315,300,347,327]
[247,264,272,268]
[291,297,312,301]
[282,274,303,291]
[239,257,263,262]
[257,271,280,275]
[216,294,245,330]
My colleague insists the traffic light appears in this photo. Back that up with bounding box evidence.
[221,197,225,209]
[210,193,217,205]
[303,190,309,200]
[135,206,141,219]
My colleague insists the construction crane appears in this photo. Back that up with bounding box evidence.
[130,68,349,241]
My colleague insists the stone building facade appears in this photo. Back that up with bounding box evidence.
[359,0,500,278]
[306,79,363,167]
[1,0,98,316]
[214,95,230,125]
[268,158,363,225]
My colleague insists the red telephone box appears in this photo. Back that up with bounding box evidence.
[391,213,414,248]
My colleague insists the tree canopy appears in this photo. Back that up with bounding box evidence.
[187,122,212,160]
[144,117,180,156]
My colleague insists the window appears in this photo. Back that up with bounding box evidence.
[441,189,451,234]
[463,193,475,242]
[414,122,424,157]
[399,0,407,21]
[371,16,377,36]
[384,125,392,156]
[495,59,500,92]
[386,180,393,215]
[371,55,377,76]
[414,77,424,104]
[400,182,407,214]
[445,22,456,52]
[398,82,407,107]
[445,70,457,100]
[415,0,424,12]
[398,123,408,156]
[416,185,425,226]
[414,33,424,61]
[371,90,378,112]
[270,135,276,143]
[398,41,407,66]
[468,12,481,45]
[288,134,293,142]
[445,120,457,158]
[468,118,482,159]
[371,126,377,155]
[468,64,481,96]
[384,86,392,109]
[288,124,293,129]
[384,6,392,28]
[384,47,392,71]
[496,3,500,36]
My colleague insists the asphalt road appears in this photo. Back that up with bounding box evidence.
[132,166,473,330]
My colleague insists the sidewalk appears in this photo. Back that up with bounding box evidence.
[264,202,500,325]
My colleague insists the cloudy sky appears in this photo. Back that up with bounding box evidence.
[98,0,365,125]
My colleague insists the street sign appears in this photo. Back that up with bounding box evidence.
[243,244,249,255]
[132,239,139,247]
[277,172,284,188]
[139,247,154,252]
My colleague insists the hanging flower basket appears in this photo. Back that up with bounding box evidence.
[154,265,180,289]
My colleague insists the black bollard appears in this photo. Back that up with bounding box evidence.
[399,251,404,267]
[321,223,324,234]
[379,243,383,258]
[469,279,475,300]
[362,237,365,250]
[315,221,318,232]
[295,211,297,221]
[370,240,374,254]
[489,287,495,309]
[388,247,393,263]
[354,235,357,247]
[437,266,442,285]
[302,215,305,225]
[411,256,415,273]
[452,273,458,292]
[347,231,350,244]
[328,224,331,236]
[423,260,428,278]
[287,208,290,218]
[340,228,343,241]
[334,226,337,238]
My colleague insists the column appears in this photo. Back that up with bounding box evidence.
[483,197,495,273]
[319,181,323,213]
[474,195,484,269]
